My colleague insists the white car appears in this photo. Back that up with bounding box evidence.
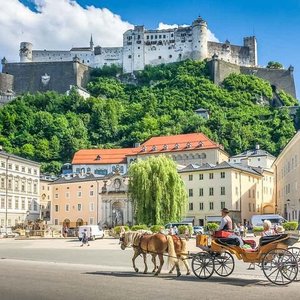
[78,225,104,241]
[193,226,204,235]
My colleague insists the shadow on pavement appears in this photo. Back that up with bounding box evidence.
[84,271,274,287]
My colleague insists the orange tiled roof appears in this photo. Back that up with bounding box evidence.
[72,148,138,165]
[134,133,220,155]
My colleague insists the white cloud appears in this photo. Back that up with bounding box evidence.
[0,0,133,62]
[158,22,219,42]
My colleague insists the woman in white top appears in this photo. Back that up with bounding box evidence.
[261,220,275,236]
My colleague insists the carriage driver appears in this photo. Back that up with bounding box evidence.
[218,208,233,231]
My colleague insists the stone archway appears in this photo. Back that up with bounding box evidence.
[112,201,124,227]
[63,219,70,228]
[263,204,274,214]
[76,218,84,227]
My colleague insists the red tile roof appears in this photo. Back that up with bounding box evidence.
[72,148,138,165]
[136,133,220,155]
[72,133,223,165]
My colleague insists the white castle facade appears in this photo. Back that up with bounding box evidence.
[19,17,257,73]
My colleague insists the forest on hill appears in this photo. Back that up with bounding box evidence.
[0,60,298,174]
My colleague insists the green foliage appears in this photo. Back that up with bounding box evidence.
[131,224,149,231]
[178,225,193,235]
[150,225,164,233]
[114,225,130,234]
[206,223,219,231]
[0,60,297,174]
[278,91,299,106]
[128,156,188,225]
[267,61,283,69]
[282,221,298,231]
[90,64,122,78]
[253,226,264,233]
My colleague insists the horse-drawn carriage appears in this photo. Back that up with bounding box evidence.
[193,232,300,285]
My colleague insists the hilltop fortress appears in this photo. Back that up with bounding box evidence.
[0,17,296,101]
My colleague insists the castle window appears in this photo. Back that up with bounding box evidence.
[158,56,161,59]
[151,35,153,40]
[137,35,140,39]
[163,35,166,39]
[138,47,140,49]
[155,35,157,39]
[138,55,140,57]
[179,54,182,58]
[169,55,172,58]
[159,35,161,39]
[147,36,149,40]
[171,33,174,37]
[128,55,132,59]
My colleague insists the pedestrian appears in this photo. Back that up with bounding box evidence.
[80,229,90,247]
[234,223,240,236]
[239,223,245,237]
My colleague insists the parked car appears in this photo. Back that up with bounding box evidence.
[193,226,204,235]
[78,225,104,241]
[0,227,19,238]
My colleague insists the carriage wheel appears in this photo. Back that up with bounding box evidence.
[214,251,235,277]
[262,248,298,285]
[192,252,214,279]
[288,247,300,282]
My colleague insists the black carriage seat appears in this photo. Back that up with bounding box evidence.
[215,237,241,247]
[259,234,288,247]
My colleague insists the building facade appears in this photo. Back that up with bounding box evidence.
[40,175,55,224]
[13,17,257,74]
[274,131,300,221]
[0,150,40,228]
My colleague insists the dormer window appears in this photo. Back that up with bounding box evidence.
[198,141,204,147]
[151,145,157,151]
[186,142,192,148]
[141,146,147,152]
[95,155,101,160]
[174,143,179,149]
[163,144,168,150]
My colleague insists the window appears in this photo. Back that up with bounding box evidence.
[249,203,251,212]
[189,189,193,197]
[199,188,203,196]
[90,202,94,211]
[209,173,214,179]
[89,218,94,225]
[220,172,225,178]
[66,192,70,198]
[199,203,204,210]
[34,169,37,175]
[8,197,12,209]
[0,197,5,209]
[1,161,5,168]
[8,164,12,170]
[15,165,19,171]
[22,166,25,172]
[77,191,82,197]
[252,190,255,198]
[15,198,19,209]
[209,202,214,210]
[54,219,59,225]
[209,187,214,196]
[221,187,225,195]
[221,202,225,209]
[55,205,59,212]
[128,55,132,58]
[33,201,37,211]
[8,179,12,190]
[169,55,172,58]
[28,168,32,174]
[188,175,193,181]
[33,183,37,194]
[21,198,25,210]
[189,203,194,210]
[55,194,58,199]
[65,204,69,212]
[90,190,94,196]
[199,174,203,180]
[78,204,82,211]
[1,178,4,189]
[158,56,161,59]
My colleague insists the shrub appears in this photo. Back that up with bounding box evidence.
[178,225,193,235]
[131,224,149,231]
[206,223,219,231]
[150,225,164,233]
[253,226,264,233]
[283,221,298,231]
[114,226,130,235]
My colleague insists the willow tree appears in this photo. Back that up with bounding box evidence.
[128,155,188,225]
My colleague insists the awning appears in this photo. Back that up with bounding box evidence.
[206,216,222,222]
[182,217,195,222]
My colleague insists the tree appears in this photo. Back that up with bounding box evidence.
[128,156,188,225]
[267,61,283,69]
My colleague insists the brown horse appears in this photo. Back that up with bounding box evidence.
[120,230,189,276]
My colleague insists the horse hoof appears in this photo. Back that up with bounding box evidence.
[154,273,159,276]
[135,268,139,273]
[186,272,190,276]
[168,270,173,274]
[176,272,181,277]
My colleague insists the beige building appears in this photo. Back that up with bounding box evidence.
[179,161,275,226]
[274,131,300,221]
[51,172,133,228]
[0,150,40,227]
[40,175,55,223]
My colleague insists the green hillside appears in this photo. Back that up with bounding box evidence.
[0,60,298,174]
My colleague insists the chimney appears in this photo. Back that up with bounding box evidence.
[255,144,260,150]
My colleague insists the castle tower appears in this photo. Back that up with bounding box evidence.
[90,34,94,50]
[19,42,33,62]
[192,16,208,60]
[243,36,257,66]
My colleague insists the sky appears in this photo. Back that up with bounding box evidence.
[0,0,299,98]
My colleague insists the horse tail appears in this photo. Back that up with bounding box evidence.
[178,239,189,268]
[167,235,178,268]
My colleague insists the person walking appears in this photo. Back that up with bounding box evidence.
[80,229,90,247]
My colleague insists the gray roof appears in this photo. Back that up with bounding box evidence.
[179,161,262,176]
[0,150,40,166]
[231,149,276,159]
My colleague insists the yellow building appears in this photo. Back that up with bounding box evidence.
[274,131,300,221]
[179,161,275,226]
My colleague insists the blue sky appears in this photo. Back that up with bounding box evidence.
[6,1,300,97]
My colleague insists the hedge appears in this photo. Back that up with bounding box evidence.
[150,225,164,233]
[206,223,219,231]
[114,226,130,234]
[283,221,298,231]
[131,224,149,231]
[253,226,264,233]
[178,225,193,235]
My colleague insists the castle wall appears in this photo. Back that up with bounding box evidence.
[32,50,73,62]
[3,61,90,94]
[0,73,14,93]
[93,47,123,68]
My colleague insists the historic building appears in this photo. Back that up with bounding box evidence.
[40,174,56,224]
[274,131,300,221]
[50,172,132,228]
[0,149,40,228]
